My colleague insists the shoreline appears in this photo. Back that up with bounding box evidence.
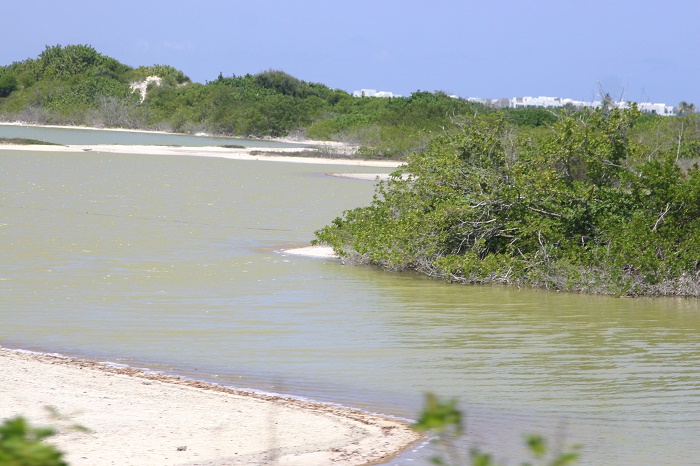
[0,121,401,168]
[0,120,305,141]
[0,142,402,168]
[0,346,421,466]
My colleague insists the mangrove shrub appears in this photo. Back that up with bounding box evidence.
[314,107,700,296]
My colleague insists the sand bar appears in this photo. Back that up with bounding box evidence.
[283,246,340,259]
[0,142,402,168]
[0,347,420,466]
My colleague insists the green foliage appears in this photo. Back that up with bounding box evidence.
[315,107,700,296]
[413,393,579,466]
[502,107,559,127]
[305,91,486,158]
[0,417,66,466]
[253,70,342,101]
[414,393,463,437]
[132,64,190,86]
[35,44,103,80]
[0,72,18,97]
[0,138,58,145]
[0,44,187,127]
[43,75,134,113]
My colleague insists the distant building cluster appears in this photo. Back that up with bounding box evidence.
[352,89,677,116]
[469,96,676,116]
[352,89,401,98]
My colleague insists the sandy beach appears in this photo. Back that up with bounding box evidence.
[1,348,420,466]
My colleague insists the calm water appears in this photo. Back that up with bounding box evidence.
[1,131,700,464]
[0,123,305,147]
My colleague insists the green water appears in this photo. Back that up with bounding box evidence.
[1,139,699,464]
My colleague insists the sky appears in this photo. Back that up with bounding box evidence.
[2,0,698,106]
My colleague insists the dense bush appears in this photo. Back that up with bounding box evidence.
[0,73,18,97]
[0,45,186,128]
[314,107,700,296]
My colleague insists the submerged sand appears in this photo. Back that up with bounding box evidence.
[0,348,420,466]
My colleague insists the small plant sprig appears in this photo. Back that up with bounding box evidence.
[413,393,580,466]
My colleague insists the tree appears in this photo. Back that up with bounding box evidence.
[0,73,18,97]
[677,101,697,116]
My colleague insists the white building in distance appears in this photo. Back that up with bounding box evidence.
[352,90,676,116]
[352,89,401,98]
[508,96,675,116]
[636,102,676,116]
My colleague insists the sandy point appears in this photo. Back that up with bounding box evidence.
[282,245,339,259]
[0,142,403,168]
[0,348,420,466]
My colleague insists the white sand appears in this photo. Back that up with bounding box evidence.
[0,348,420,466]
[0,142,402,168]
[326,173,392,181]
[282,246,339,259]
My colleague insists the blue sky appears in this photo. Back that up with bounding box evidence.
[3,0,698,105]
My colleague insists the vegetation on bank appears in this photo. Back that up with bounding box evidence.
[314,107,700,297]
[0,137,58,145]
[4,45,695,161]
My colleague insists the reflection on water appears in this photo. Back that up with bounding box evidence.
[2,139,700,464]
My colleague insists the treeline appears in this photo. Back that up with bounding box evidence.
[0,45,490,157]
[0,44,698,161]
[314,106,700,297]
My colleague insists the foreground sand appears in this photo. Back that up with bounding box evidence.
[0,348,420,465]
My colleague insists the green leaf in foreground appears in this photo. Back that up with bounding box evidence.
[413,393,580,466]
[0,417,67,466]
